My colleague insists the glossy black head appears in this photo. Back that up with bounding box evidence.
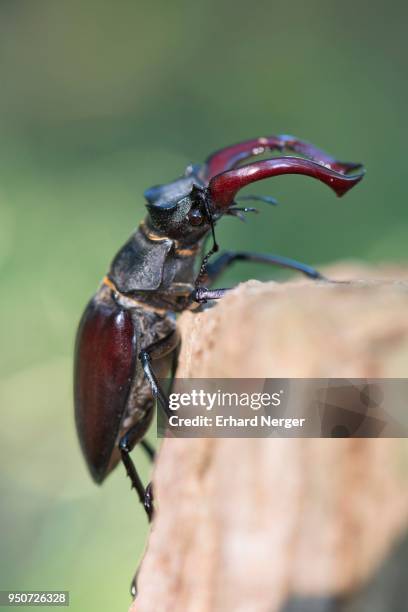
[144,166,214,243]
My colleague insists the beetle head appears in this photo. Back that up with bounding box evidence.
[144,167,214,243]
[144,140,365,246]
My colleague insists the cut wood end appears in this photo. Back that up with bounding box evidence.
[131,264,408,612]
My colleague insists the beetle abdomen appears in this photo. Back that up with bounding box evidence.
[74,292,136,484]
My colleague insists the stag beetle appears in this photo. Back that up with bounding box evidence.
[74,135,364,520]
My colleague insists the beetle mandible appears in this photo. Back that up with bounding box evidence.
[74,135,364,520]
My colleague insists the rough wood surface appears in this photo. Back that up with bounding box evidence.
[131,264,408,612]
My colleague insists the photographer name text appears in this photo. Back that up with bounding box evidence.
[168,415,305,429]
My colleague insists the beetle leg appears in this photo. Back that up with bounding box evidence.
[191,252,325,305]
[127,340,181,596]
[192,250,325,305]
[139,330,181,419]
[203,251,327,284]
[124,333,180,519]
[140,351,171,418]
[140,439,156,462]
[119,427,154,521]
[191,287,231,303]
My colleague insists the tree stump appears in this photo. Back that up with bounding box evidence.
[131,265,408,612]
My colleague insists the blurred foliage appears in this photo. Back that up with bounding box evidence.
[0,0,407,610]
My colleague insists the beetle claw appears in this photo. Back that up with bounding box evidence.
[130,570,139,598]
[228,206,259,220]
[144,482,154,522]
[228,210,247,222]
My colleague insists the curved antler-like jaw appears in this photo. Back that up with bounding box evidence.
[204,134,363,179]
[208,156,365,212]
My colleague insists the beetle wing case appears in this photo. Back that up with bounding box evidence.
[74,293,137,483]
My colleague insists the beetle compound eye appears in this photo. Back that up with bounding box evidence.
[188,208,204,226]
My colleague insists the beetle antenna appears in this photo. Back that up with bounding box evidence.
[194,191,219,288]
[205,200,219,252]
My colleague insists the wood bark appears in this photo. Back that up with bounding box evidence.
[131,264,408,612]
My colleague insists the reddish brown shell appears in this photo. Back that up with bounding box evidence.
[74,295,136,483]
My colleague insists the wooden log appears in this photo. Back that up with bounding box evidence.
[131,265,408,612]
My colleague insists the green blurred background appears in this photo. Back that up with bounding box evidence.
[0,0,407,610]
